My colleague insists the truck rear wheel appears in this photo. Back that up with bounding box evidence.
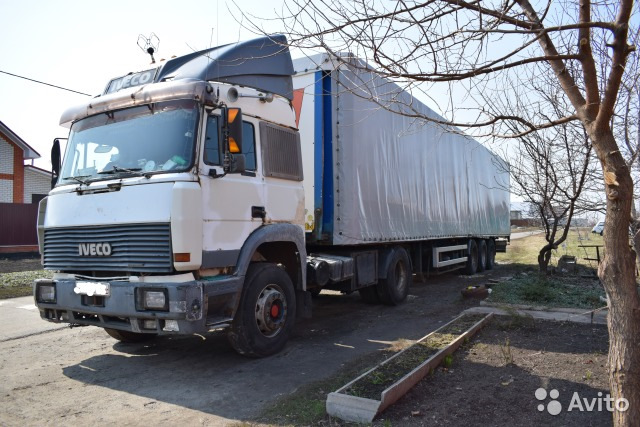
[104,328,156,343]
[486,239,496,270]
[377,247,411,306]
[228,263,296,357]
[465,240,478,275]
[477,239,488,272]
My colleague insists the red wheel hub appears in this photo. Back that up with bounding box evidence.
[270,304,280,318]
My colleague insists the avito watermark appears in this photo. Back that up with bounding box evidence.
[535,388,629,415]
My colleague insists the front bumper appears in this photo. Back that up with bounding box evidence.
[34,275,242,335]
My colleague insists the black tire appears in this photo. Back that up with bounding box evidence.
[486,239,496,270]
[465,239,478,275]
[477,239,487,272]
[104,328,156,343]
[228,263,296,357]
[377,247,412,306]
[359,286,381,304]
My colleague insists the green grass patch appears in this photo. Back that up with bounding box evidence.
[0,270,53,299]
[491,228,609,309]
[488,273,605,309]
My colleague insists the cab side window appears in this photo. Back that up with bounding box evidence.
[204,115,256,171]
[242,122,256,171]
[204,115,221,165]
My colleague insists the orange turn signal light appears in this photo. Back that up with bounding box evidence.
[229,138,240,153]
[174,253,191,263]
[228,108,240,123]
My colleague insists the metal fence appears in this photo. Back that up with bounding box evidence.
[0,203,39,246]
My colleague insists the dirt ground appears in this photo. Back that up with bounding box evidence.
[259,316,611,427]
[0,254,613,426]
[0,255,496,426]
[374,318,611,427]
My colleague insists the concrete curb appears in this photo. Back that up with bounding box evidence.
[465,305,607,325]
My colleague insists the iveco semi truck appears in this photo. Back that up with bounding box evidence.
[34,35,510,357]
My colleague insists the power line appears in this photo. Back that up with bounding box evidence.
[0,70,92,97]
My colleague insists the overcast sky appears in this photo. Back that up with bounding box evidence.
[0,0,295,169]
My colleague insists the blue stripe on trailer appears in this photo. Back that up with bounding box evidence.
[313,71,324,236]
[321,71,334,237]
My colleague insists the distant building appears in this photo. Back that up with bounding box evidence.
[0,120,51,203]
[510,210,523,220]
[0,120,51,253]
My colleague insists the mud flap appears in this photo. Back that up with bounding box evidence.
[296,289,312,319]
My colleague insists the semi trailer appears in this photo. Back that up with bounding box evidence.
[34,35,510,357]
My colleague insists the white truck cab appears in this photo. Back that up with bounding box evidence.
[35,35,309,357]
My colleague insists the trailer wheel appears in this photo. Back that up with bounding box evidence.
[228,263,296,357]
[104,328,156,343]
[359,286,381,304]
[377,247,412,306]
[486,239,496,270]
[465,240,478,275]
[477,239,488,272]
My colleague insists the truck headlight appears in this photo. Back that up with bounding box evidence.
[143,290,168,310]
[36,282,56,303]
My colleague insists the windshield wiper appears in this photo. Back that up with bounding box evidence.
[63,175,90,185]
[98,166,151,178]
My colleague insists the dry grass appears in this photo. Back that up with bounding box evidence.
[497,227,604,270]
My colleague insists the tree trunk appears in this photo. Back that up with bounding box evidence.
[629,204,640,272]
[537,249,551,273]
[590,128,640,425]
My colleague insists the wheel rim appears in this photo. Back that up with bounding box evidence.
[394,260,408,295]
[254,284,288,338]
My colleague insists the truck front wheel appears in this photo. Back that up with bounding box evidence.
[104,328,156,343]
[228,263,297,357]
[377,247,411,306]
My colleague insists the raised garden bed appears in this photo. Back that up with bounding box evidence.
[326,312,493,423]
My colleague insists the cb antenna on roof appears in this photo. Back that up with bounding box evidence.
[137,33,160,64]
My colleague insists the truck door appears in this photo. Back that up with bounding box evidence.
[199,113,264,268]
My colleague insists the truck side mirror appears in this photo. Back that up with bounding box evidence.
[224,107,243,155]
[51,139,61,189]
[230,153,246,174]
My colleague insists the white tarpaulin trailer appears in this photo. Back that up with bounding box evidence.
[293,54,510,246]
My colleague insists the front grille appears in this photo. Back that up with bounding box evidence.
[44,224,172,273]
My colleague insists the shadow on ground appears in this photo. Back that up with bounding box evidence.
[61,272,487,421]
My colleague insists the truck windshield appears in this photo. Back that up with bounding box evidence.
[59,99,199,185]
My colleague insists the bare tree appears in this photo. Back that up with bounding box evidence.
[493,68,605,272]
[508,123,601,272]
[240,0,640,423]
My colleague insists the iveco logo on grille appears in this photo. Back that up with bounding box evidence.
[78,243,112,256]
